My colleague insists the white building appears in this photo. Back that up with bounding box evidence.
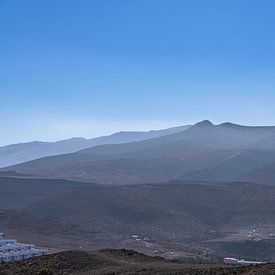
[0,232,47,263]
[224,257,266,265]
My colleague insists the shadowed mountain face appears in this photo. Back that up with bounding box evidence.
[4,120,275,185]
[0,121,272,184]
[0,125,190,168]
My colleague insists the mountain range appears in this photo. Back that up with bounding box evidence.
[0,125,190,168]
[1,121,275,260]
[3,120,275,185]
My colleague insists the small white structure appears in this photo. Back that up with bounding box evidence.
[224,257,266,266]
[0,232,47,263]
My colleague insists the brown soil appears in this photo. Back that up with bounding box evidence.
[0,249,274,275]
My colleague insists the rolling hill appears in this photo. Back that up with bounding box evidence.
[4,120,275,185]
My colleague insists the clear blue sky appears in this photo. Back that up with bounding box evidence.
[1,0,275,145]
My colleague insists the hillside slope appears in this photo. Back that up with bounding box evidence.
[239,161,275,185]
[0,176,274,259]
[0,249,273,275]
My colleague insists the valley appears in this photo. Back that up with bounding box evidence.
[0,175,274,261]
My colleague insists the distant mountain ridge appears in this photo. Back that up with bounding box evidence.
[3,120,275,185]
[0,125,191,168]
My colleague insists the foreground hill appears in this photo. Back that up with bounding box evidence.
[4,121,275,185]
[0,125,190,168]
[0,249,273,275]
[0,176,274,260]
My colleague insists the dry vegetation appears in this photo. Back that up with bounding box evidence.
[0,249,274,275]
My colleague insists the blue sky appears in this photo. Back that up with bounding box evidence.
[1,0,275,145]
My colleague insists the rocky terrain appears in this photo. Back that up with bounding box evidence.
[0,249,274,275]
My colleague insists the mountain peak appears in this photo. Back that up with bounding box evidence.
[193,120,214,127]
[219,122,241,127]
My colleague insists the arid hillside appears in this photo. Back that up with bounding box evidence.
[0,249,274,275]
[0,175,274,260]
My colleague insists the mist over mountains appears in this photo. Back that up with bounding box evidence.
[0,125,190,168]
[1,120,275,260]
[2,120,275,185]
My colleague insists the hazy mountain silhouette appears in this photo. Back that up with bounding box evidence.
[3,120,275,185]
[0,125,190,168]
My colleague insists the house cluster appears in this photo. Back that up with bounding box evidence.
[0,232,47,263]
